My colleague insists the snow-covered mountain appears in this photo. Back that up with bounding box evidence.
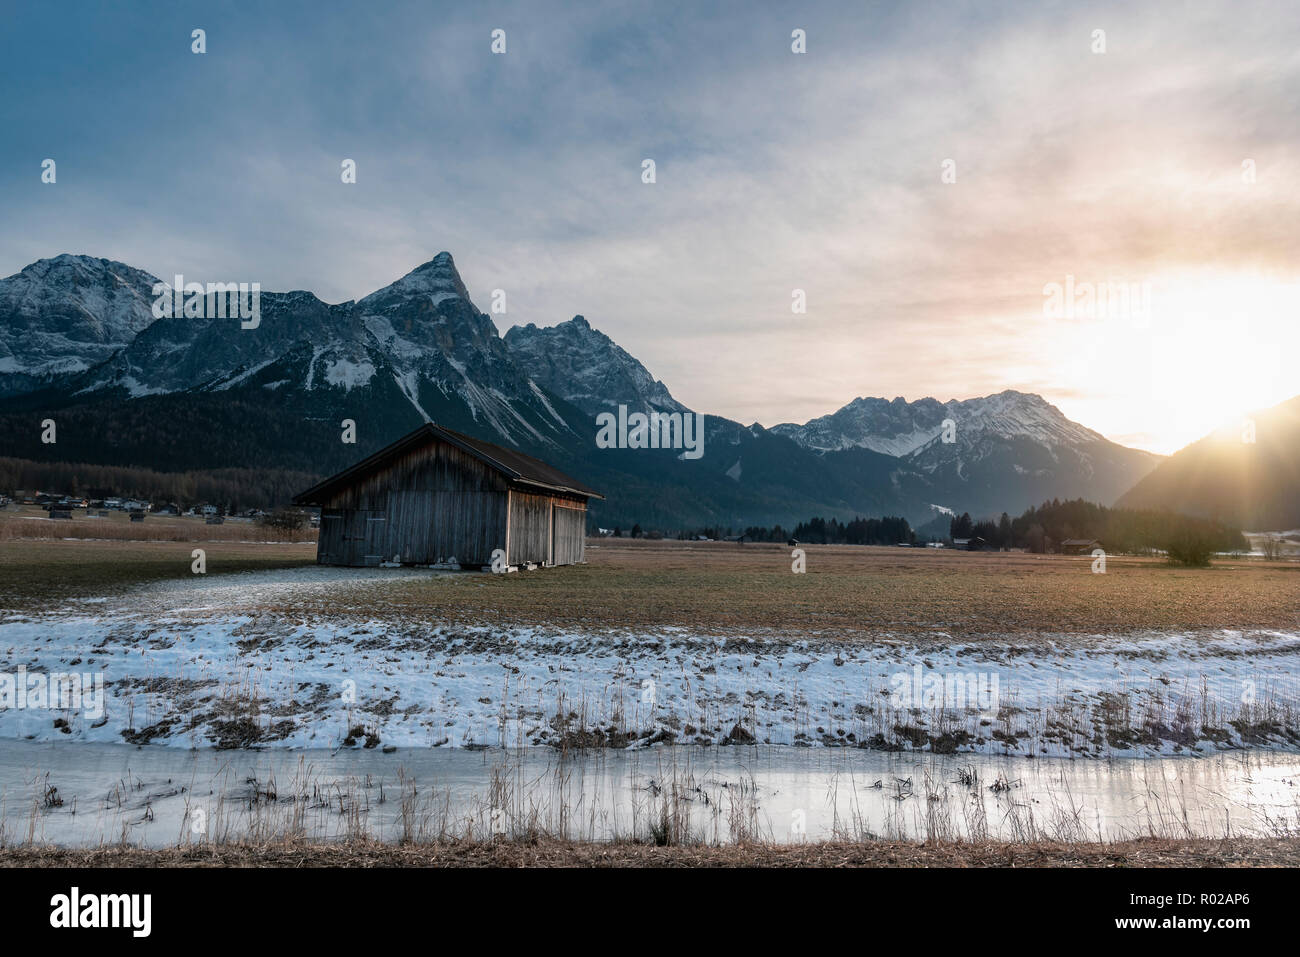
[0,255,159,396]
[0,250,1163,527]
[505,315,686,416]
[773,395,951,456]
[66,252,576,451]
[774,392,1103,455]
[775,391,1162,517]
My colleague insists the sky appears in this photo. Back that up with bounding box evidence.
[2,0,1297,455]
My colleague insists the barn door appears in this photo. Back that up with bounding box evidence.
[318,509,344,564]
[340,508,385,565]
[363,509,389,565]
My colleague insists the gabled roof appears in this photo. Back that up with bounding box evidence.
[292,423,603,505]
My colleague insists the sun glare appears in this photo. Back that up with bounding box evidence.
[1055,273,1298,454]
[1150,275,1297,440]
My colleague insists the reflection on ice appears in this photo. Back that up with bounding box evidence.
[2,741,1298,848]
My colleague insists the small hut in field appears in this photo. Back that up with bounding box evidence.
[293,423,602,569]
[1060,538,1101,555]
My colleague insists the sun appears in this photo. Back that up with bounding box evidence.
[1047,271,1299,454]
[1147,274,1298,435]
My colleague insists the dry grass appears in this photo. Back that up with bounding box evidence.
[0,539,315,610]
[5,836,1298,868]
[321,538,1300,640]
[3,535,1296,639]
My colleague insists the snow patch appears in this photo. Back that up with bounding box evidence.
[323,358,376,391]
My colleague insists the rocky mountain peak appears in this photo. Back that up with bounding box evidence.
[504,315,686,417]
[0,254,162,395]
[358,251,471,309]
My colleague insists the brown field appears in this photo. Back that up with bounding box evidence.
[4,836,1298,868]
[0,539,316,610]
[2,535,1297,640]
[327,538,1300,640]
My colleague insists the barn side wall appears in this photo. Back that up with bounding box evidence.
[507,490,588,566]
[316,442,509,567]
[552,500,587,565]
[506,490,551,566]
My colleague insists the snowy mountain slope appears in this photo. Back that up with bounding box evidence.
[57,252,578,452]
[775,391,1104,456]
[0,255,160,396]
[504,315,686,416]
[0,250,1165,527]
[776,391,1161,517]
[773,396,950,455]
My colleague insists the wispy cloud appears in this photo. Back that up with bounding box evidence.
[1,0,1296,454]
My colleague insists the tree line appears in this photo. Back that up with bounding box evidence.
[669,515,917,545]
[949,498,1246,557]
[645,498,1246,563]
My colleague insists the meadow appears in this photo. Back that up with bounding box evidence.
[3,529,1295,642]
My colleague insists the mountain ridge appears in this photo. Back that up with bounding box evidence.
[1116,396,1300,530]
[0,251,1165,528]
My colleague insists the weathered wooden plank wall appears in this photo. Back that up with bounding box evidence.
[552,500,587,565]
[507,490,551,565]
[316,441,509,566]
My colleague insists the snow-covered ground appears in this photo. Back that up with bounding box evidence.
[1242,530,1300,558]
[2,568,1298,756]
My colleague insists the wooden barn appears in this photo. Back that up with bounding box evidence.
[1060,538,1101,555]
[293,423,602,569]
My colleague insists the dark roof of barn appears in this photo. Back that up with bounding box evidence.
[292,424,604,505]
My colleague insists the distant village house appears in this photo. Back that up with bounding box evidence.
[1060,539,1102,555]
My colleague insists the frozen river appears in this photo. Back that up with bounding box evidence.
[3,740,1298,847]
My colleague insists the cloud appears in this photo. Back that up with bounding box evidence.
[1,0,1296,453]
